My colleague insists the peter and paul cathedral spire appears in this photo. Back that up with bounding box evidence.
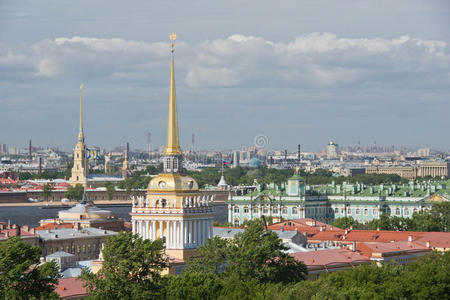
[70,84,88,187]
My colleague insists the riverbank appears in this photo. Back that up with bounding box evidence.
[0,199,133,207]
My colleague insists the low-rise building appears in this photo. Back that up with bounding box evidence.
[36,227,117,261]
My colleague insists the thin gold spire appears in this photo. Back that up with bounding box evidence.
[78,84,84,143]
[164,33,182,155]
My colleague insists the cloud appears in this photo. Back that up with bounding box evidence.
[0,33,448,91]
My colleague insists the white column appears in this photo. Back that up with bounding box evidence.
[168,221,172,248]
[210,219,214,239]
[138,220,142,236]
[159,221,163,239]
[184,221,188,247]
[151,221,156,240]
[132,220,135,234]
[177,221,181,248]
[180,221,184,248]
[145,220,149,240]
[189,220,193,247]
[201,219,205,245]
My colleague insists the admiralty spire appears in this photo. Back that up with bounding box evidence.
[131,33,214,262]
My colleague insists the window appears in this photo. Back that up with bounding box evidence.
[347,208,351,215]
[334,207,339,214]
[88,244,91,252]
[82,245,86,253]
[373,208,378,215]
[272,207,278,214]
[234,206,240,213]
[234,219,240,227]
[341,208,345,214]
[395,208,401,215]
[243,206,249,214]
[364,208,368,216]
[404,208,409,216]
[356,208,360,215]
[77,245,81,253]
[292,207,298,215]
[263,206,268,214]
[71,245,75,253]
[253,207,258,214]
[282,207,287,214]
[329,208,333,214]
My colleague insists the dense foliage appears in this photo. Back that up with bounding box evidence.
[0,237,59,299]
[80,232,168,299]
[64,184,84,201]
[332,202,450,232]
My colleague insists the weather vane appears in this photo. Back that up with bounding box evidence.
[170,32,176,52]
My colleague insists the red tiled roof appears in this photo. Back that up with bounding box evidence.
[0,228,36,238]
[290,248,370,267]
[55,278,88,299]
[34,223,74,231]
[357,241,430,257]
[414,232,450,249]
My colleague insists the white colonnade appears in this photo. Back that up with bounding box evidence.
[132,218,213,249]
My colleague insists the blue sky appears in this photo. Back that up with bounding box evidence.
[0,0,449,152]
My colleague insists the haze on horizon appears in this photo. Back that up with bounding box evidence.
[0,0,449,152]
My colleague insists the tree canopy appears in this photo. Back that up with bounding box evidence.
[64,184,84,201]
[0,237,60,299]
[80,232,167,299]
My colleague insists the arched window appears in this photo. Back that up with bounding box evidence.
[356,208,360,215]
[282,207,287,214]
[334,207,339,214]
[292,207,298,215]
[272,207,278,214]
[253,207,259,214]
[364,208,368,216]
[243,206,249,213]
[395,208,401,215]
[234,206,240,213]
[347,208,351,215]
[262,206,268,214]
[234,219,240,227]
[404,207,409,216]
[373,208,378,215]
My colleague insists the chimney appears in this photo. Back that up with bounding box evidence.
[30,228,35,234]
[349,225,353,230]
[376,227,380,231]
[426,241,430,248]
[408,235,413,242]
[320,226,323,232]
[352,241,356,252]
[23,225,29,232]
[5,231,9,237]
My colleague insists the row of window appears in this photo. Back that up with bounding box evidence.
[333,206,417,216]
[45,242,100,256]
[233,206,329,216]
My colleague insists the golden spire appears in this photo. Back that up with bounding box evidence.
[164,33,182,155]
[78,84,84,143]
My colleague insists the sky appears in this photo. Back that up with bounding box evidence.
[0,0,449,152]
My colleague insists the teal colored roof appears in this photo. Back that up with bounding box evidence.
[289,175,305,181]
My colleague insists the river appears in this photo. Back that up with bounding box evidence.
[0,203,228,227]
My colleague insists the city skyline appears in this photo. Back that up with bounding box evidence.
[1,0,449,151]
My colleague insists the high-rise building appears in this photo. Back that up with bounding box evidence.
[326,141,339,159]
[69,85,89,187]
[131,33,214,262]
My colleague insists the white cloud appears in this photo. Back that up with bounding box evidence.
[0,33,448,89]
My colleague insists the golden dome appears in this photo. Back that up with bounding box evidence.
[148,173,198,192]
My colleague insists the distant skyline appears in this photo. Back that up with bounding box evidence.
[1,0,449,152]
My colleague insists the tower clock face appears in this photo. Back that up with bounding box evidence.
[158,181,166,189]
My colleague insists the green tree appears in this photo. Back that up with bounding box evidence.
[226,220,307,284]
[64,184,84,201]
[41,183,53,202]
[186,237,230,275]
[331,216,362,229]
[105,182,115,200]
[0,237,60,299]
[165,272,223,300]
[80,232,167,299]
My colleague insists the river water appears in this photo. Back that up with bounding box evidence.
[0,203,228,227]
